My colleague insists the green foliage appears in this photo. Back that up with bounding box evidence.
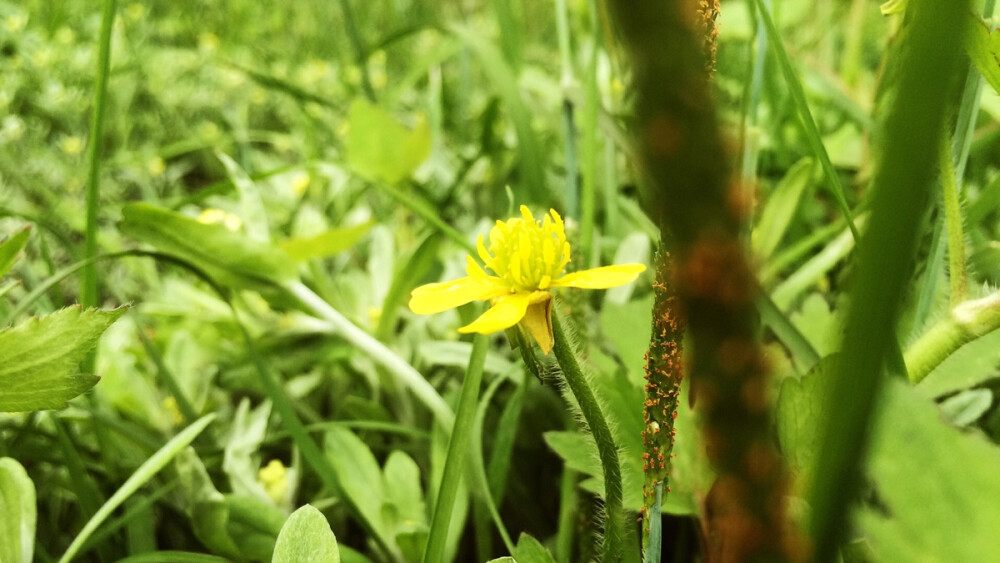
[273,505,341,563]
[0,458,36,563]
[0,227,30,279]
[4,0,1000,560]
[120,203,299,287]
[346,99,431,185]
[0,306,126,412]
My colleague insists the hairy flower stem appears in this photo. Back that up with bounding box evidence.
[551,307,624,563]
[605,0,796,560]
[641,251,684,553]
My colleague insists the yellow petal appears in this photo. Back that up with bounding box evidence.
[409,276,500,315]
[520,294,554,354]
[458,292,531,334]
[550,263,646,289]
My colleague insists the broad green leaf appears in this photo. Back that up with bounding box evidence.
[120,203,298,287]
[273,505,340,563]
[382,451,427,538]
[967,16,1000,97]
[324,426,386,537]
[753,157,816,260]
[776,356,833,493]
[0,306,127,412]
[0,458,36,563]
[860,380,1000,562]
[0,227,30,279]
[513,533,557,563]
[217,152,271,243]
[280,220,374,261]
[789,293,838,358]
[346,99,431,184]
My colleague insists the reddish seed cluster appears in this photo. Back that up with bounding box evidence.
[641,254,686,541]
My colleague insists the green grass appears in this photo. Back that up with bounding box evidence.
[2,0,1000,561]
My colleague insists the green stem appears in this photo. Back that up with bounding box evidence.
[807,0,968,559]
[940,130,968,306]
[422,333,489,563]
[580,2,601,267]
[906,292,1000,383]
[753,0,860,241]
[551,308,623,563]
[81,0,116,313]
[285,281,454,426]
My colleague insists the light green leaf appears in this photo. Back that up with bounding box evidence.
[324,427,386,538]
[0,458,36,563]
[776,356,833,493]
[967,16,1000,97]
[0,227,30,279]
[382,451,427,536]
[753,157,816,260]
[280,220,374,261]
[120,203,298,287]
[513,533,556,563]
[939,388,993,427]
[273,505,340,563]
[346,99,431,184]
[217,152,271,243]
[0,306,127,412]
[860,380,1000,562]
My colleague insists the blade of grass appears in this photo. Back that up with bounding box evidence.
[752,0,860,241]
[471,370,517,556]
[807,1,969,560]
[423,332,489,563]
[58,414,217,563]
[81,0,116,313]
[449,23,548,204]
[580,3,601,267]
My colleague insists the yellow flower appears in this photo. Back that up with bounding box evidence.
[409,206,646,354]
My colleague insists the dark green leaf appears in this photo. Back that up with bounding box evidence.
[120,203,298,287]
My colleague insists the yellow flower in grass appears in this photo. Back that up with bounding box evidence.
[409,206,646,354]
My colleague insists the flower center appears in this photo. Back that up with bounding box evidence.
[478,206,571,291]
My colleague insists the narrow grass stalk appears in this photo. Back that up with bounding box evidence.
[906,292,1000,384]
[807,1,969,560]
[58,414,217,563]
[423,333,489,563]
[551,307,623,563]
[752,0,860,241]
[555,466,578,563]
[471,371,517,556]
[940,139,968,306]
[337,0,376,101]
[81,0,116,313]
[644,483,663,563]
[285,280,454,425]
[641,252,684,552]
[580,2,601,267]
